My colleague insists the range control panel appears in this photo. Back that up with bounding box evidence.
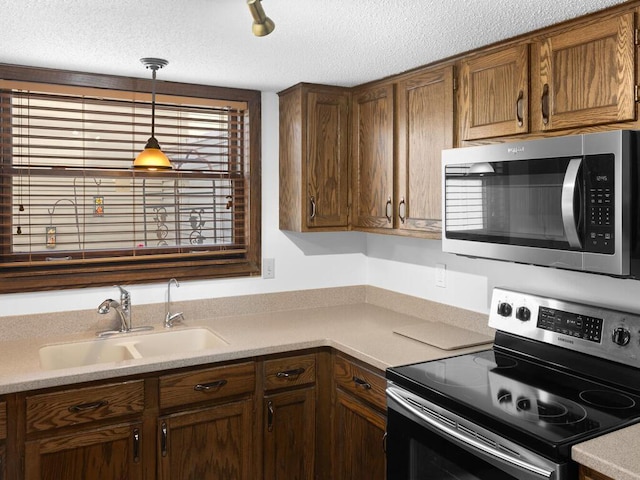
[489,287,640,367]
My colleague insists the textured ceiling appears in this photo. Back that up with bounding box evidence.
[0,0,629,92]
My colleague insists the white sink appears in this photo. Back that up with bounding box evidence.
[39,327,228,370]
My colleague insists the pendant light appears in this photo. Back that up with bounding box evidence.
[247,0,275,37]
[133,57,172,170]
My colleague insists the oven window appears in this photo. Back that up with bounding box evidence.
[388,409,518,480]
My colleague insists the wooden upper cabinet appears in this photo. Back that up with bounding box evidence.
[459,44,529,140]
[396,65,454,236]
[533,11,636,131]
[279,84,350,232]
[351,83,395,230]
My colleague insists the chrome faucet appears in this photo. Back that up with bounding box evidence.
[97,285,153,337]
[165,278,184,328]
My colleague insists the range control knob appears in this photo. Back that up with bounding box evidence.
[612,327,631,346]
[497,302,513,317]
[516,306,531,322]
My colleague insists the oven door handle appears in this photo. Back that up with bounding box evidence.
[387,387,554,479]
[561,157,583,249]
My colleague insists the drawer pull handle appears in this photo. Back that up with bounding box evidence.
[194,379,228,392]
[133,428,141,463]
[161,422,168,457]
[68,400,108,413]
[275,367,305,378]
[267,400,274,432]
[352,376,372,390]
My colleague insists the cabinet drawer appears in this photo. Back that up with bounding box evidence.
[0,401,5,440]
[264,353,316,391]
[159,361,255,409]
[26,380,144,433]
[334,355,386,411]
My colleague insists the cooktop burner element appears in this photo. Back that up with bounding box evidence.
[579,390,636,410]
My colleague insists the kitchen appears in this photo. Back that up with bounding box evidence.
[2,0,640,479]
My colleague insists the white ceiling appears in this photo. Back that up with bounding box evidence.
[0,0,628,93]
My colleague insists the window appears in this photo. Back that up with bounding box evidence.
[0,65,261,293]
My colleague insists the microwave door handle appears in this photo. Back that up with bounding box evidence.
[561,158,583,249]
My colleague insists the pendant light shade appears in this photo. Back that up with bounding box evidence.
[247,0,275,37]
[133,57,172,170]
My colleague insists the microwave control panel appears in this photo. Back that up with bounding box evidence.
[584,154,615,254]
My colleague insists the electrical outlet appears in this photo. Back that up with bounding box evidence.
[435,263,446,288]
[263,258,275,279]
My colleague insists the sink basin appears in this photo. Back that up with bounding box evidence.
[39,327,228,370]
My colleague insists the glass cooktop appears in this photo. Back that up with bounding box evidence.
[387,348,640,450]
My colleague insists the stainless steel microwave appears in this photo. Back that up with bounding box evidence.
[442,130,640,278]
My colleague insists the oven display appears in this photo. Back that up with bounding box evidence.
[537,306,603,343]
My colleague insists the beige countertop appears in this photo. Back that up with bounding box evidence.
[0,301,492,395]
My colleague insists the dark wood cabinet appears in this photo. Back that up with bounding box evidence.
[22,381,145,480]
[279,83,350,232]
[459,44,529,140]
[24,422,143,480]
[532,10,636,132]
[351,83,396,231]
[0,401,5,480]
[396,65,454,236]
[262,353,317,480]
[158,399,254,480]
[333,354,387,480]
[579,465,615,480]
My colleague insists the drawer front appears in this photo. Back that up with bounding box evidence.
[159,361,255,410]
[0,401,5,440]
[26,380,144,433]
[264,353,316,391]
[334,355,386,411]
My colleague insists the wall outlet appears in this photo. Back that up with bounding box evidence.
[435,263,446,288]
[263,258,275,279]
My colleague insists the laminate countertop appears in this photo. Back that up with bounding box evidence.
[0,302,493,395]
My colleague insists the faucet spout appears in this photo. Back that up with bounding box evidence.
[97,298,128,332]
[165,278,184,328]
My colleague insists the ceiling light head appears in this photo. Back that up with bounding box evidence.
[133,57,173,170]
[247,0,275,37]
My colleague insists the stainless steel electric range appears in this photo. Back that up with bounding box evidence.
[386,287,640,480]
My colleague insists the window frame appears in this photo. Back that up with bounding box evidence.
[0,63,262,293]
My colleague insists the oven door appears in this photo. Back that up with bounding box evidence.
[386,384,573,480]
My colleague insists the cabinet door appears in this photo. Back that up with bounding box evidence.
[352,84,395,230]
[0,444,4,480]
[24,422,143,480]
[579,465,614,480]
[158,399,253,480]
[334,390,386,480]
[396,66,454,235]
[535,11,636,131]
[459,44,529,140]
[307,90,350,229]
[264,388,315,480]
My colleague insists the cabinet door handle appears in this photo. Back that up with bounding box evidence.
[516,90,524,127]
[193,379,228,392]
[541,83,550,125]
[382,432,388,454]
[309,196,317,220]
[385,197,392,223]
[275,367,305,378]
[267,400,274,432]
[133,428,141,463]
[68,400,108,413]
[161,422,168,457]
[352,376,372,390]
[398,197,406,224]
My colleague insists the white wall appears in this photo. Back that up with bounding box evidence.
[4,91,640,319]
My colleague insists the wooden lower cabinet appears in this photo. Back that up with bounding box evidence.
[0,444,5,480]
[24,421,143,480]
[158,399,254,480]
[579,465,614,480]
[334,390,386,480]
[263,388,315,480]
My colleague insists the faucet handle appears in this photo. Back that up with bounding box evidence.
[114,285,130,308]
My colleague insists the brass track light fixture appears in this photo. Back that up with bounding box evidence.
[133,57,172,170]
[247,0,275,37]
